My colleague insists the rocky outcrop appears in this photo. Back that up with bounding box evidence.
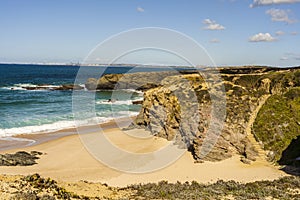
[131,67,300,163]
[0,151,42,166]
[85,71,180,91]
[134,73,259,162]
[95,74,123,90]
[21,84,84,91]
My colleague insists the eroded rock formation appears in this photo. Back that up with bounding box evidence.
[86,66,300,164]
[132,67,300,163]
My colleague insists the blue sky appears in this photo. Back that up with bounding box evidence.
[0,0,300,66]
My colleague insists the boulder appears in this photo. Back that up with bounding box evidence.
[0,151,42,166]
[85,78,98,90]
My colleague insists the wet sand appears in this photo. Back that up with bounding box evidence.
[0,117,134,151]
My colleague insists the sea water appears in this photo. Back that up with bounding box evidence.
[0,64,182,138]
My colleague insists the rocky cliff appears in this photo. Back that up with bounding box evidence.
[133,67,300,163]
[133,72,258,163]
[87,66,300,164]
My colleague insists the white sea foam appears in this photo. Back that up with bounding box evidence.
[122,89,144,94]
[1,83,61,91]
[95,96,143,105]
[0,111,139,137]
[96,88,144,95]
[96,99,133,105]
[0,136,36,146]
[133,97,144,101]
[114,111,139,117]
[0,120,76,137]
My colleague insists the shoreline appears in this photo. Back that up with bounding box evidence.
[0,116,136,152]
[0,120,286,187]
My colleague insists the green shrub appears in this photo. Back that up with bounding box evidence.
[253,87,300,162]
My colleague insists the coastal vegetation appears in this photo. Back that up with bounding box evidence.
[2,174,300,199]
[253,87,300,163]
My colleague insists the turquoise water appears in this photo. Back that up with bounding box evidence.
[0,64,149,137]
[0,64,193,138]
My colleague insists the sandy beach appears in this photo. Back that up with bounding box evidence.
[0,121,286,187]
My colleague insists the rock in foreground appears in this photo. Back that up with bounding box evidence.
[0,151,42,166]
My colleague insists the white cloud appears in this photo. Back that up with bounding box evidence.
[210,38,220,43]
[250,0,300,8]
[137,6,145,12]
[275,30,285,36]
[249,33,277,42]
[280,56,289,60]
[266,8,296,24]
[291,31,298,35]
[202,19,225,30]
[281,52,300,60]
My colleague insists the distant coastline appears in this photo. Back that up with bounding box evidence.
[1,62,299,69]
[0,62,194,68]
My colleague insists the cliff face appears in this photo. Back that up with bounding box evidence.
[134,73,258,162]
[133,67,300,163]
[86,66,300,164]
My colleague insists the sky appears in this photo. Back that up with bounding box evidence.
[0,0,300,66]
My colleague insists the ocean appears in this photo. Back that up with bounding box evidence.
[0,64,181,138]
